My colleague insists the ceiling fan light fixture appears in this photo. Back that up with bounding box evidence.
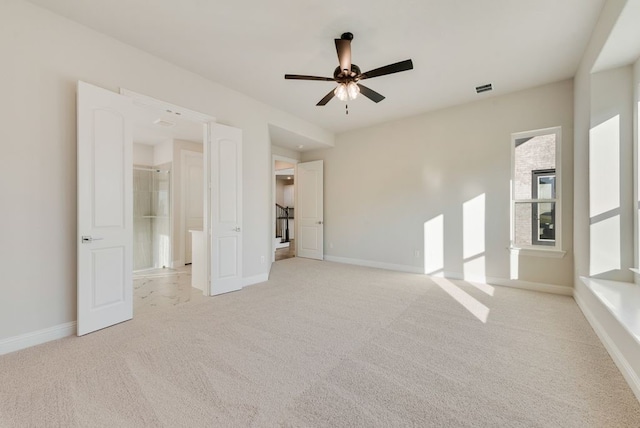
[334,82,360,102]
[334,83,348,101]
[347,81,360,100]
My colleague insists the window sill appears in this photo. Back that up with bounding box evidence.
[509,247,566,258]
[579,276,640,346]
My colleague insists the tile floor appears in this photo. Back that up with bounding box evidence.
[133,266,206,315]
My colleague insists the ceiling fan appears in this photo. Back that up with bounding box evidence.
[284,32,414,106]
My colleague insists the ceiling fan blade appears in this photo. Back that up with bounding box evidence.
[335,39,352,75]
[285,74,335,81]
[316,89,336,106]
[357,84,385,103]
[358,59,414,80]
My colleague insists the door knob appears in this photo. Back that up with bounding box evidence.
[233,227,241,232]
[81,236,104,243]
[317,221,323,225]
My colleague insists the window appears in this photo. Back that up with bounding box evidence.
[531,169,556,246]
[511,127,562,254]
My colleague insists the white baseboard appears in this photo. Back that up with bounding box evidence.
[242,272,270,288]
[324,256,572,295]
[574,287,640,403]
[439,271,572,296]
[324,255,424,274]
[0,321,76,356]
[485,277,573,296]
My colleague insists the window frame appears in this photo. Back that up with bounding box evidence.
[510,126,565,257]
[531,168,556,246]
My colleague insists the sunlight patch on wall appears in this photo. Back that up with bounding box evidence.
[589,115,620,217]
[463,255,486,283]
[463,194,486,281]
[590,215,621,275]
[510,250,519,280]
[463,194,485,259]
[424,214,444,275]
[589,115,621,276]
[431,277,489,323]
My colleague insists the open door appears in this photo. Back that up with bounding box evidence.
[297,160,324,260]
[209,123,243,295]
[77,81,133,336]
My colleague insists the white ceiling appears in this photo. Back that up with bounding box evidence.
[28,0,606,134]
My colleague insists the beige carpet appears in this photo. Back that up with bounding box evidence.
[1,258,639,427]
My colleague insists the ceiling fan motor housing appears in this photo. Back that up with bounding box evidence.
[334,64,361,81]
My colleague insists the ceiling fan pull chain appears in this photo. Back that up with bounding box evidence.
[346,104,348,115]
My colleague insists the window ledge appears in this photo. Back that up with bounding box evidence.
[580,276,640,346]
[509,247,566,258]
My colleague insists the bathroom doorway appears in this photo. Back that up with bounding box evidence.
[77,82,244,335]
[130,100,206,315]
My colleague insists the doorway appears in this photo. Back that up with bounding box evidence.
[129,101,205,315]
[273,156,297,262]
[77,82,244,336]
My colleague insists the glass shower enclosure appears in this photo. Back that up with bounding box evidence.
[133,167,171,271]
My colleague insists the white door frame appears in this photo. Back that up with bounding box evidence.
[120,89,215,296]
[272,154,298,262]
[180,149,204,266]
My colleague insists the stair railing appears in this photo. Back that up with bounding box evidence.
[275,204,294,243]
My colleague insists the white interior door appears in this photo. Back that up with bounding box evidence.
[77,81,133,336]
[297,160,324,260]
[182,150,204,264]
[209,124,243,295]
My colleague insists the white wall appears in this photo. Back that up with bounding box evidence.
[172,140,203,267]
[153,140,174,166]
[133,143,154,165]
[634,56,640,279]
[271,145,302,161]
[572,0,640,402]
[589,66,634,281]
[276,179,286,206]
[573,0,629,283]
[0,0,333,341]
[303,80,574,288]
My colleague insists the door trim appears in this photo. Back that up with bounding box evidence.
[180,149,204,266]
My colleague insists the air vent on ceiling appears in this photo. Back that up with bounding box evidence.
[475,83,493,94]
[153,119,175,127]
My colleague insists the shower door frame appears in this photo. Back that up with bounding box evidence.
[133,166,172,272]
